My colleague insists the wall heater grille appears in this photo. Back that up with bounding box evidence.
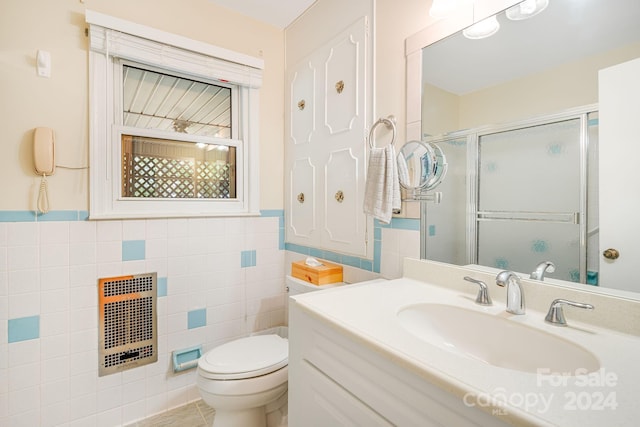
[98,273,157,376]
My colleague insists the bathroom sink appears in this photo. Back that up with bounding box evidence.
[397,303,600,375]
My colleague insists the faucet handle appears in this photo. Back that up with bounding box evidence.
[463,276,492,306]
[545,299,594,326]
[530,261,556,280]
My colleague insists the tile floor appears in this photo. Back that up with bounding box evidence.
[125,400,214,427]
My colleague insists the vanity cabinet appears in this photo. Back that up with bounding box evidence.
[285,16,372,257]
[289,300,509,427]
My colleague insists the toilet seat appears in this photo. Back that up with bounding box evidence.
[198,334,288,380]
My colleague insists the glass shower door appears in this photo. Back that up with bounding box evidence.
[476,118,584,282]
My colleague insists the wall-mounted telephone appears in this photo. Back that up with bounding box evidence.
[33,127,56,214]
[33,127,56,176]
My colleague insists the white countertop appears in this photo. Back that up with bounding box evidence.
[292,276,640,427]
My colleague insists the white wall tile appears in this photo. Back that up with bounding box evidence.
[8,292,40,318]
[122,260,146,275]
[167,219,188,238]
[96,221,122,242]
[40,243,70,268]
[41,401,70,427]
[68,351,97,376]
[146,239,168,259]
[39,222,69,245]
[146,219,168,239]
[41,335,69,360]
[0,248,7,272]
[8,410,40,427]
[7,245,38,271]
[122,400,146,425]
[68,392,96,421]
[122,219,146,240]
[122,378,146,402]
[69,242,96,266]
[7,223,37,246]
[41,289,69,314]
[96,241,121,264]
[8,269,39,295]
[69,308,96,332]
[8,385,39,415]
[96,385,122,412]
[69,221,96,244]
[97,407,121,427]
[41,379,70,406]
[69,371,96,399]
[8,362,40,391]
[0,223,7,245]
[40,267,69,291]
[69,286,97,309]
[40,312,68,337]
[69,264,96,288]
[42,356,69,384]
[69,330,97,354]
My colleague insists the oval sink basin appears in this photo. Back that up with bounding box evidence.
[397,303,600,375]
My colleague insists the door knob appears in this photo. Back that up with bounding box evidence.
[603,248,620,260]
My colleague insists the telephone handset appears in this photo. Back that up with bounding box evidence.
[33,127,56,175]
[33,127,56,214]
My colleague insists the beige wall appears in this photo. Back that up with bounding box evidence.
[0,0,284,211]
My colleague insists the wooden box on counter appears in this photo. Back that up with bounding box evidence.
[291,259,343,285]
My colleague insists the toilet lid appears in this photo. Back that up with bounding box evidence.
[198,334,288,380]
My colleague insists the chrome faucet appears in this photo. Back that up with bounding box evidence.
[496,271,525,315]
[545,299,594,326]
[463,276,492,306]
[530,261,556,281]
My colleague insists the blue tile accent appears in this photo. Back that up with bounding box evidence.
[122,240,146,261]
[241,250,257,268]
[8,315,40,343]
[0,210,94,223]
[373,239,381,273]
[37,210,80,222]
[0,211,37,222]
[428,224,436,236]
[259,209,284,217]
[157,277,168,297]
[374,226,382,240]
[261,210,285,251]
[390,218,420,231]
[187,309,207,329]
[342,255,361,268]
[309,247,324,259]
[361,259,373,271]
[323,251,342,264]
[588,118,599,127]
[284,243,310,255]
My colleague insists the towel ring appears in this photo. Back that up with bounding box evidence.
[368,115,396,149]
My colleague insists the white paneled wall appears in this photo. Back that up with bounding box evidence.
[0,215,285,426]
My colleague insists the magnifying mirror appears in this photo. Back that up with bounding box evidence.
[397,140,448,194]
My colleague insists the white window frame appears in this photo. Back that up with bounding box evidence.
[86,10,263,219]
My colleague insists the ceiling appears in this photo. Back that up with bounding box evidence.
[422,0,640,95]
[208,0,317,29]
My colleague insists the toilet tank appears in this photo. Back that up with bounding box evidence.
[286,275,344,296]
[286,275,345,325]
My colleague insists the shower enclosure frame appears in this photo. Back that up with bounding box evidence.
[420,103,598,284]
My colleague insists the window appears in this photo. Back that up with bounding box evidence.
[86,11,262,218]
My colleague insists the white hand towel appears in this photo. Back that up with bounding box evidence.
[363,144,401,224]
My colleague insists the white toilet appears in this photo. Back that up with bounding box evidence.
[197,333,289,427]
[197,275,342,427]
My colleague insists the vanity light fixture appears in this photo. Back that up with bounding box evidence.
[463,15,500,39]
[506,0,549,21]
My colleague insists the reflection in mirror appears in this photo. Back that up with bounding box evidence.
[419,0,640,294]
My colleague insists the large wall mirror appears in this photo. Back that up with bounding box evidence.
[415,0,640,297]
